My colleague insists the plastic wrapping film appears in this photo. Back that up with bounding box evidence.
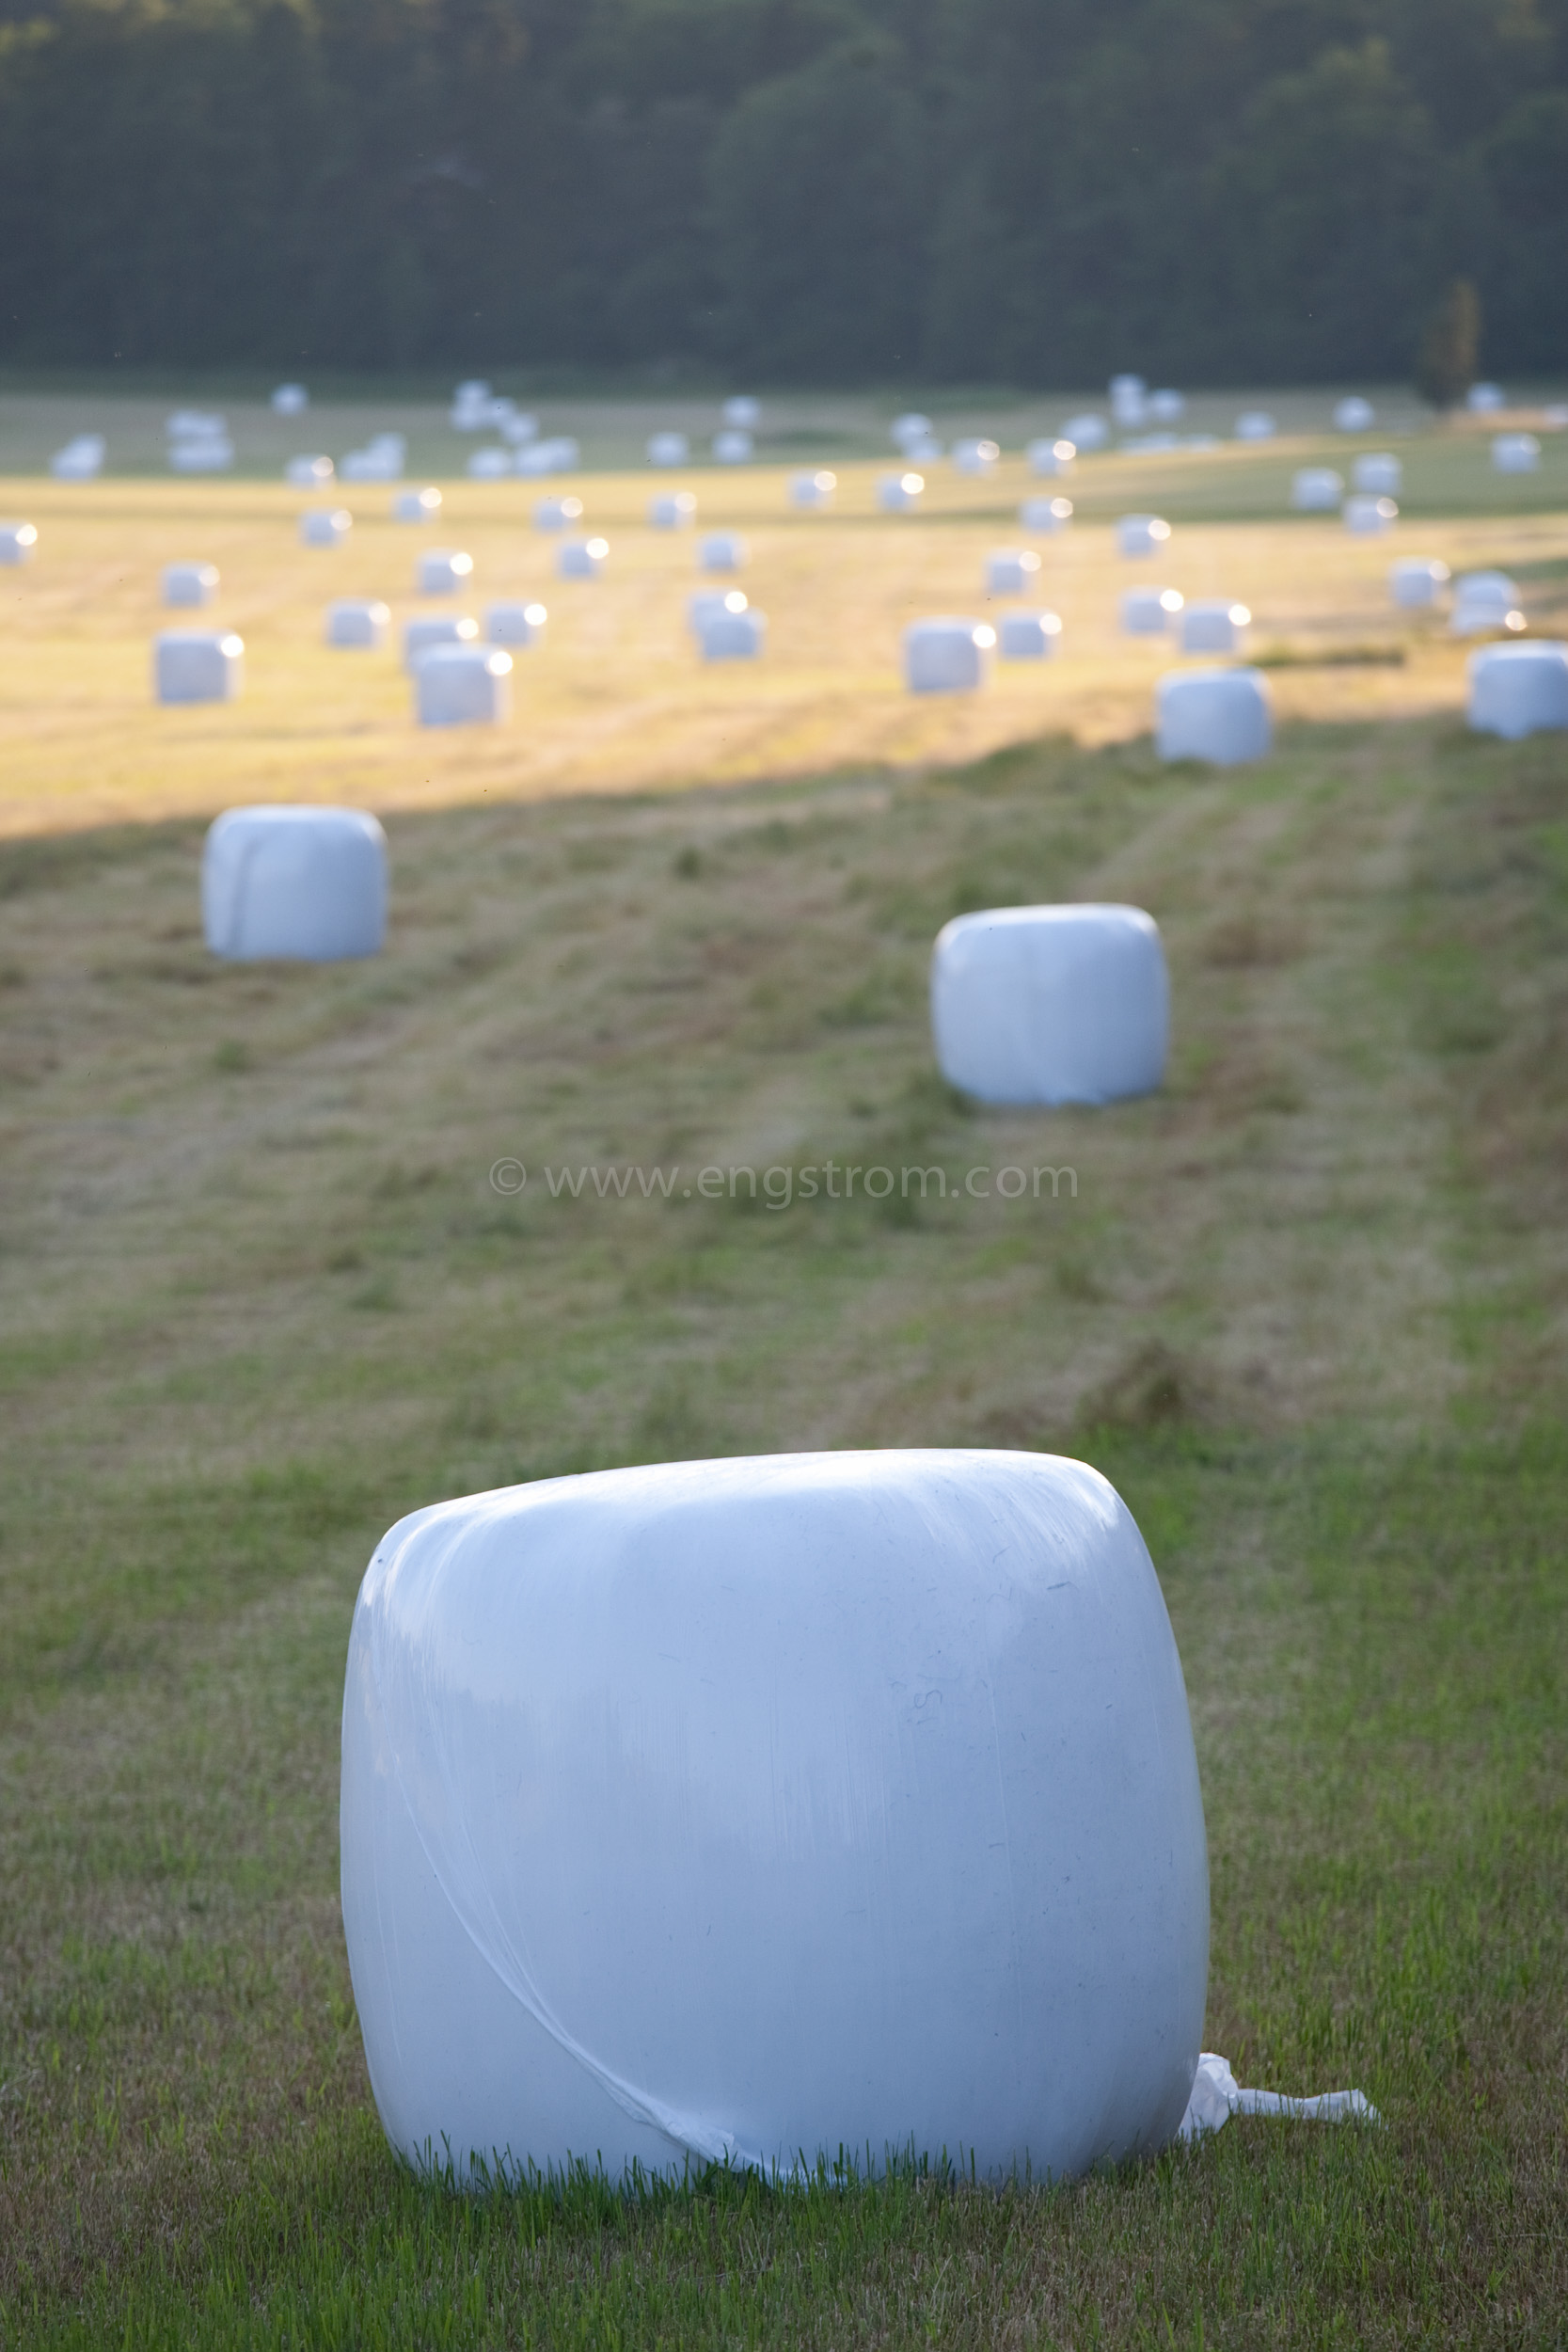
[1180,2053,1379,2138]
[930,905,1168,1108]
[341,1450,1210,2186]
[202,805,386,961]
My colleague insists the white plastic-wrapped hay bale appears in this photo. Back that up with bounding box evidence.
[341,440,404,483]
[1,519,38,564]
[558,536,608,580]
[1062,412,1108,452]
[1467,643,1568,739]
[301,507,353,549]
[932,905,1168,1107]
[987,549,1041,596]
[418,548,473,595]
[1353,453,1402,496]
[712,431,753,464]
[486,600,546,648]
[1234,411,1275,441]
[416,644,512,728]
[286,455,335,488]
[1291,468,1343,512]
[697,604,766,661]
[1027,438,1075,476]
[1020,496,1072,534]
[392,487,442,524]
[892,412,933,451]
[877,471,925,513]
[1180,601,1250,655]
[1467,383,1505,413]
[789,470,836,510]
[1334,396,1374,432]
[723,396,760,429]
[500,412,540,448]
[154,629,244,705]
[649,492,697,529]
[341,1447,1208,2184]
[1121,587,1183,636]
[163,561,219,609]
[1110,375,1147,429]
[1450,571,1523,635]
[951,437,1000,477]
[689,590,748,638]
[203,805,386,960]
[467,448,512,481]
[1343,495,1397,535]
[1149,390,1184,423]
[326,599,391,650]
[1118,515,1171,558]
[534,496,582,532]
[647,433,689,467]
[903,618,995,693]
[404,614,479,672]
[698,532,747,574]
[998,611,1061,661]
[1493,434,1540,474]
[451,381,492,431]
[168,415,233,472]
[51,435,104,481]
[1156,668,1272,766]
[1388,559,1449,611]
[272,383,309,416]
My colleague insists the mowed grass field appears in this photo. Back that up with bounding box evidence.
[1,393,1567,2345]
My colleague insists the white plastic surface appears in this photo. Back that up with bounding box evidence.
[697,606,766,660]
[0,521,39,564]
[286,455,334,488]
[404,615,479,672]
[1234,411,1275,440]
[1027,439,1075,476]
[1291,468,1343,512]
[1467,643,1568,739]
[486,601,547,647]
[1353,453,1402,496]
[1333,397,1374,433]
[1179,2053,1378,2138]
[534,497,582,532]
[1062,412,1108,451]
[1020,496,1072,533]
[1121,587,1182,635]
[646,433,689,467]
[1388,559,1449,610]
[892,412,932,450]
[877,472,925,512]
[416,645,512,726]
[998,611,1061,661]
[951,438,1000,476]
[1493,434,1540,474]
[722,396,760,428]
[1343,495,1396,535]
[203,804,386,960]
[154,629,244,704]
[419,549,473,595]
[558,537,608,580]
[393,487,442,524]
[301,507,352,548]
[164,562,218,609]
[903,618,995,693]
[987,549,1040,595]
[1467,382,1505,412]
[698,532,747,573]
[931,904,1167,1107]
[712,430,753,464]
[326,599,390,650]
[1157,668,1272,766]
[1451,570,1522,634]
[649,493,696,529]
[272,383,309,415]
[341,1448,1209,2185]
[1117,515,1170,558]
[1180,601,1250,655]
[789,470,836,509]
[51,435,104,481]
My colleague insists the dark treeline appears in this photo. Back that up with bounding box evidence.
[0,0,1564,383]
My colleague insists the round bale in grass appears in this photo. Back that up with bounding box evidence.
[1468,643,1568,739]
[486,601,546,648]
[164,562,218,609]
[203,805,386,960]
[987,549,1041,596]
[998,611,1061,661]
[404,614,479,672]
[712,431,752,464]
[1156,669,1273,767]
[877,471,925,512]
[1020,496,1072,534]
[903,618,995,693]
[558,536,608,580]
[1180,600,1250,655]
[951,437,1000,477]
[392,487,442,524]
[697,605,766,661]
[1234,411,1275,441]
[723,396,760,428]
[1343,495,1397,536]
[789,469,836,511]
[534,496,582,532]
[416,644,512,727]
[341,1448,1208,2184]
[301,507,352,549]
[418,549,474,596]
[1493,434,1540,474]
[1,520,38,564]
[1291,468,1343,512]
[154,629,244,705]
[1353,453,1402,497]
[647,433,689,467]
[1117,515,1170,558]
[1334,396,1374,432]
[1450,571,1521,635]
[698,532,747,574]
[649,492,697,529]
[931,905,1168,1107]
[326,599,390,650]
[286,455,334,488]
[1389,559,1449,611]
[1121,587,1183,636]
[271,383,309,415]
[1027,438,1076,476]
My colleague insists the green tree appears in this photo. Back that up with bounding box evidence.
[1413,276,1481,407]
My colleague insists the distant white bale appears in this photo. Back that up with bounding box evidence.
[1467,643,1568,739]
[486,601,546,647]
[1353,453,1402,495]
[326,599,390,650]
[722,397,760,429]
[271,384,309,416]
[451,381,492,431]
[1110,375,1147,428]
[0,521,38,564]
[1186,435,1220,452]
[1343,495,1397,535]
[154,629,244,705]
[649,492,697,529]
[997,611,1061,661]
[341,446,402,483]
[1121,587,1183,636]
[1234,411,1275,441]
[689,589,749,638]
[1156,668,1272,766]
[534,496,583,531]
[1020,496,1072,533]
[712,431,753,463]
[467,448,512,480]
[1180,600,1251,655]
[50,435,104,481]
[1466,383,1505,413]
[647,433,689,467]
[1544,405,1568,428]
[392,486,442,524]
[163,561,219,609]
[877,471,925,512]
[286,455,334,487]
[1388,559,1449,611]
[558,536,608,580]
[987,548,1041,596]
[416,644,512,728]
[1493,434,1540,474]
[1062,412,1108,451]
[790,469,836,510]
[931,904,1168,1106]
[1026,437,1075,476]
[169,435,234,473]
[418,548,474,595]
[203,805,386,961]
[1118,514,1171,558]
[698,531,747,573]
[697,605,766,661]
[404,615,478,671]
[904,435,944,463]
[1149,390,1185,423]
[1334,397,1374,432]
[1450,571,1523,635]
[951,437,1000,476]
[903,617,995,693]
[1121,434,1180,455]
[300,507,353,548]
[499,412,540,446]
[892,412,932,450]
[166,410,224,439]
[1291,467,1343,512]
[370,433,407,463]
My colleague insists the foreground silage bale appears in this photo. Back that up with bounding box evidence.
[203,805,386,959]
[558,536,608,580]
[1493,434,1540,474]
[415,644,512,727]
[1117,514,1171,558]
[392,487,442,524]
[1121,587,1183,636]
[418,549,474,595]
[1020,496,1072,533]
[1389,559,1449,610]
[1334,396,1374,432]
[1467,643,1568,739]
[931,903,1168,1107]
[1291,468,1343,512]
[1026,437,1076,476]
[1450,570,1522,635]
[326,599,391,650]
[404,614,478,672]
[486,601,547,648]
[997,611,1061,661]
[154,630,244,705]
[1156,668,1272,766]
[286,455,334,488]
[1353,453,1402,496]
[163,562,218,610]
[1343,495,1397,535]
[698,532,747,574]
[789,470,836,510]
[300,507,353,548]
[341,1447,1208,2184]
[649,492,697,529]
[647,433,689,467]
[986,549,1041,596]
[903,617,995,692]
[1180,600,1251,655]
[1,520,39,564]
[877,471,925,512]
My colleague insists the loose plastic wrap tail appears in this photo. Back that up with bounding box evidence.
[1179,2052,1380,2138]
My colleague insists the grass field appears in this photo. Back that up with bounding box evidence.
[1,392,1566,2345]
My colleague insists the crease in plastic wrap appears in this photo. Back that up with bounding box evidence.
[341,1450,1212,2185]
